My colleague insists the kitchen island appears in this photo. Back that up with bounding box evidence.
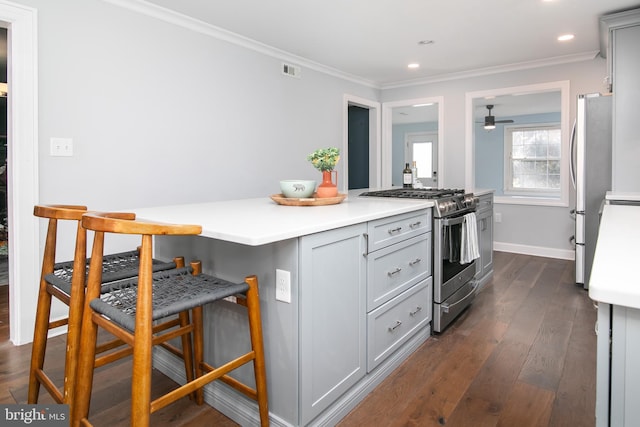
[134,191,434,426]
[589,204,640,427]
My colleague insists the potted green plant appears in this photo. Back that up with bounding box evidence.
[307,147,340,198]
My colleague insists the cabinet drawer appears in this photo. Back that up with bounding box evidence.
[367,233,431,311]
[367,278,432,372]
[367,209,431,252]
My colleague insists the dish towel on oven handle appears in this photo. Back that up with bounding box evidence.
[460,212,480,264]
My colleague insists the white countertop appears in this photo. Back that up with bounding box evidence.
[606,191,640,202]
[474,188,495,197]
[133,190,433,246]
[589,204,640,308]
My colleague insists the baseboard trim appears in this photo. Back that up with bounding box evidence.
[494,242,575,260]
[153,326,431,426]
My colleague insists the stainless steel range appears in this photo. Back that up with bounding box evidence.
[360,188,479,332]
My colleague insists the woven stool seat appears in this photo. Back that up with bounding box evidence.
[91,267,249,332]
[45,250,178,297]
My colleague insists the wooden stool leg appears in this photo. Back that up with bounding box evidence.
[61,222,87,403]
[71,231,104,427]
[28,218,58,404]
[130,235,154,427]
[28,278,53,404]
[178,310,195,398]
[192,305,205,405]
[245,275,269,426]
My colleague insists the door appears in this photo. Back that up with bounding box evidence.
[405,131,438,187]
[348,105,369,189]
[299,223,367,425]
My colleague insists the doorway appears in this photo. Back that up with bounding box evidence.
[1,3,39,346]
[348,105,369,189]
[405,131,438,187]
[344,95,380,192]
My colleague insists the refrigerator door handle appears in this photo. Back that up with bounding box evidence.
[569,117,577,190]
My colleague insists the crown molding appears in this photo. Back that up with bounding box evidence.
[102,0,379,88]
[103,0,602,91]
[380,51,600,89]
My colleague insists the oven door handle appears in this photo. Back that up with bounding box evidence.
[441,281,478,313]
[441,216,466,227]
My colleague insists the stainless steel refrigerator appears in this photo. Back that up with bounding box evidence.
[570,93,612,289]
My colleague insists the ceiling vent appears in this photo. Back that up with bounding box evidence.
[282,63,301,78]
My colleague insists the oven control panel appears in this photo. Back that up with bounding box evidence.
[435,194,478,218]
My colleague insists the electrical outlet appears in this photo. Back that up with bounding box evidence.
[495,212,502,223]
[275,269,291,303]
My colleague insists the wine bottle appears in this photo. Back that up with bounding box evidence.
[411,161,418,183]
[403,163,412,188]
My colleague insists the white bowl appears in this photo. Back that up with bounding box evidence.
[280,180,316,198]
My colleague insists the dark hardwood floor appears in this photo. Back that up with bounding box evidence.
[0,252,596,426]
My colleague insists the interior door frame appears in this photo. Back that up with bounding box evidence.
[343,94,381,192]
[1,1,39,345]
[382,96,444,188]
[405,130,438,186]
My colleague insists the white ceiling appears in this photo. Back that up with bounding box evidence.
[142,0,640,86]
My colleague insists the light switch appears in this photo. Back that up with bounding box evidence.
[50,137,73,157]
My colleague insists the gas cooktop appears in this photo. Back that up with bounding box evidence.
[360,188,477,217]
[359,188,465,199]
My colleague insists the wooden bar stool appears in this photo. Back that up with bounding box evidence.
[29,205,184,405]
[71,212,269,427]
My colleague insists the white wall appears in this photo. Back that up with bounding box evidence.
[382,59,609,258]
[21,0,378,247]
[11,0,378,341]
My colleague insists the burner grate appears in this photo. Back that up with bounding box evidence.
[359,188,465,199]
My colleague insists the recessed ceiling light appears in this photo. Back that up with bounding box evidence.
[408,63,420,69]
[558,34,575,41]
[418,40,434,45]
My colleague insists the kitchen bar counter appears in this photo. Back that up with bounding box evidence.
[589,204,640,308]
[133,190,433,246]
[135,190,434,426]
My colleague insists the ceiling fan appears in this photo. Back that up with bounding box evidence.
[479,105,514,130]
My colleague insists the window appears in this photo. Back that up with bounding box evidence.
[504,124,561,197]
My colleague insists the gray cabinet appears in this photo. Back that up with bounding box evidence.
[365,210,432,372]
[475,192,494,288]
[299,210,433,424]
[596,302,640,427]
[600,9,640,192]
[300,223,367,426]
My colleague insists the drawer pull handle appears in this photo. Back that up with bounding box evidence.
[388,227,402,234]
[409,306,423,317]
[409,221,422,228]
[388,320,402,332]
[363,233,369,257]
[409,258,422,266]
[387,267,402,277]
